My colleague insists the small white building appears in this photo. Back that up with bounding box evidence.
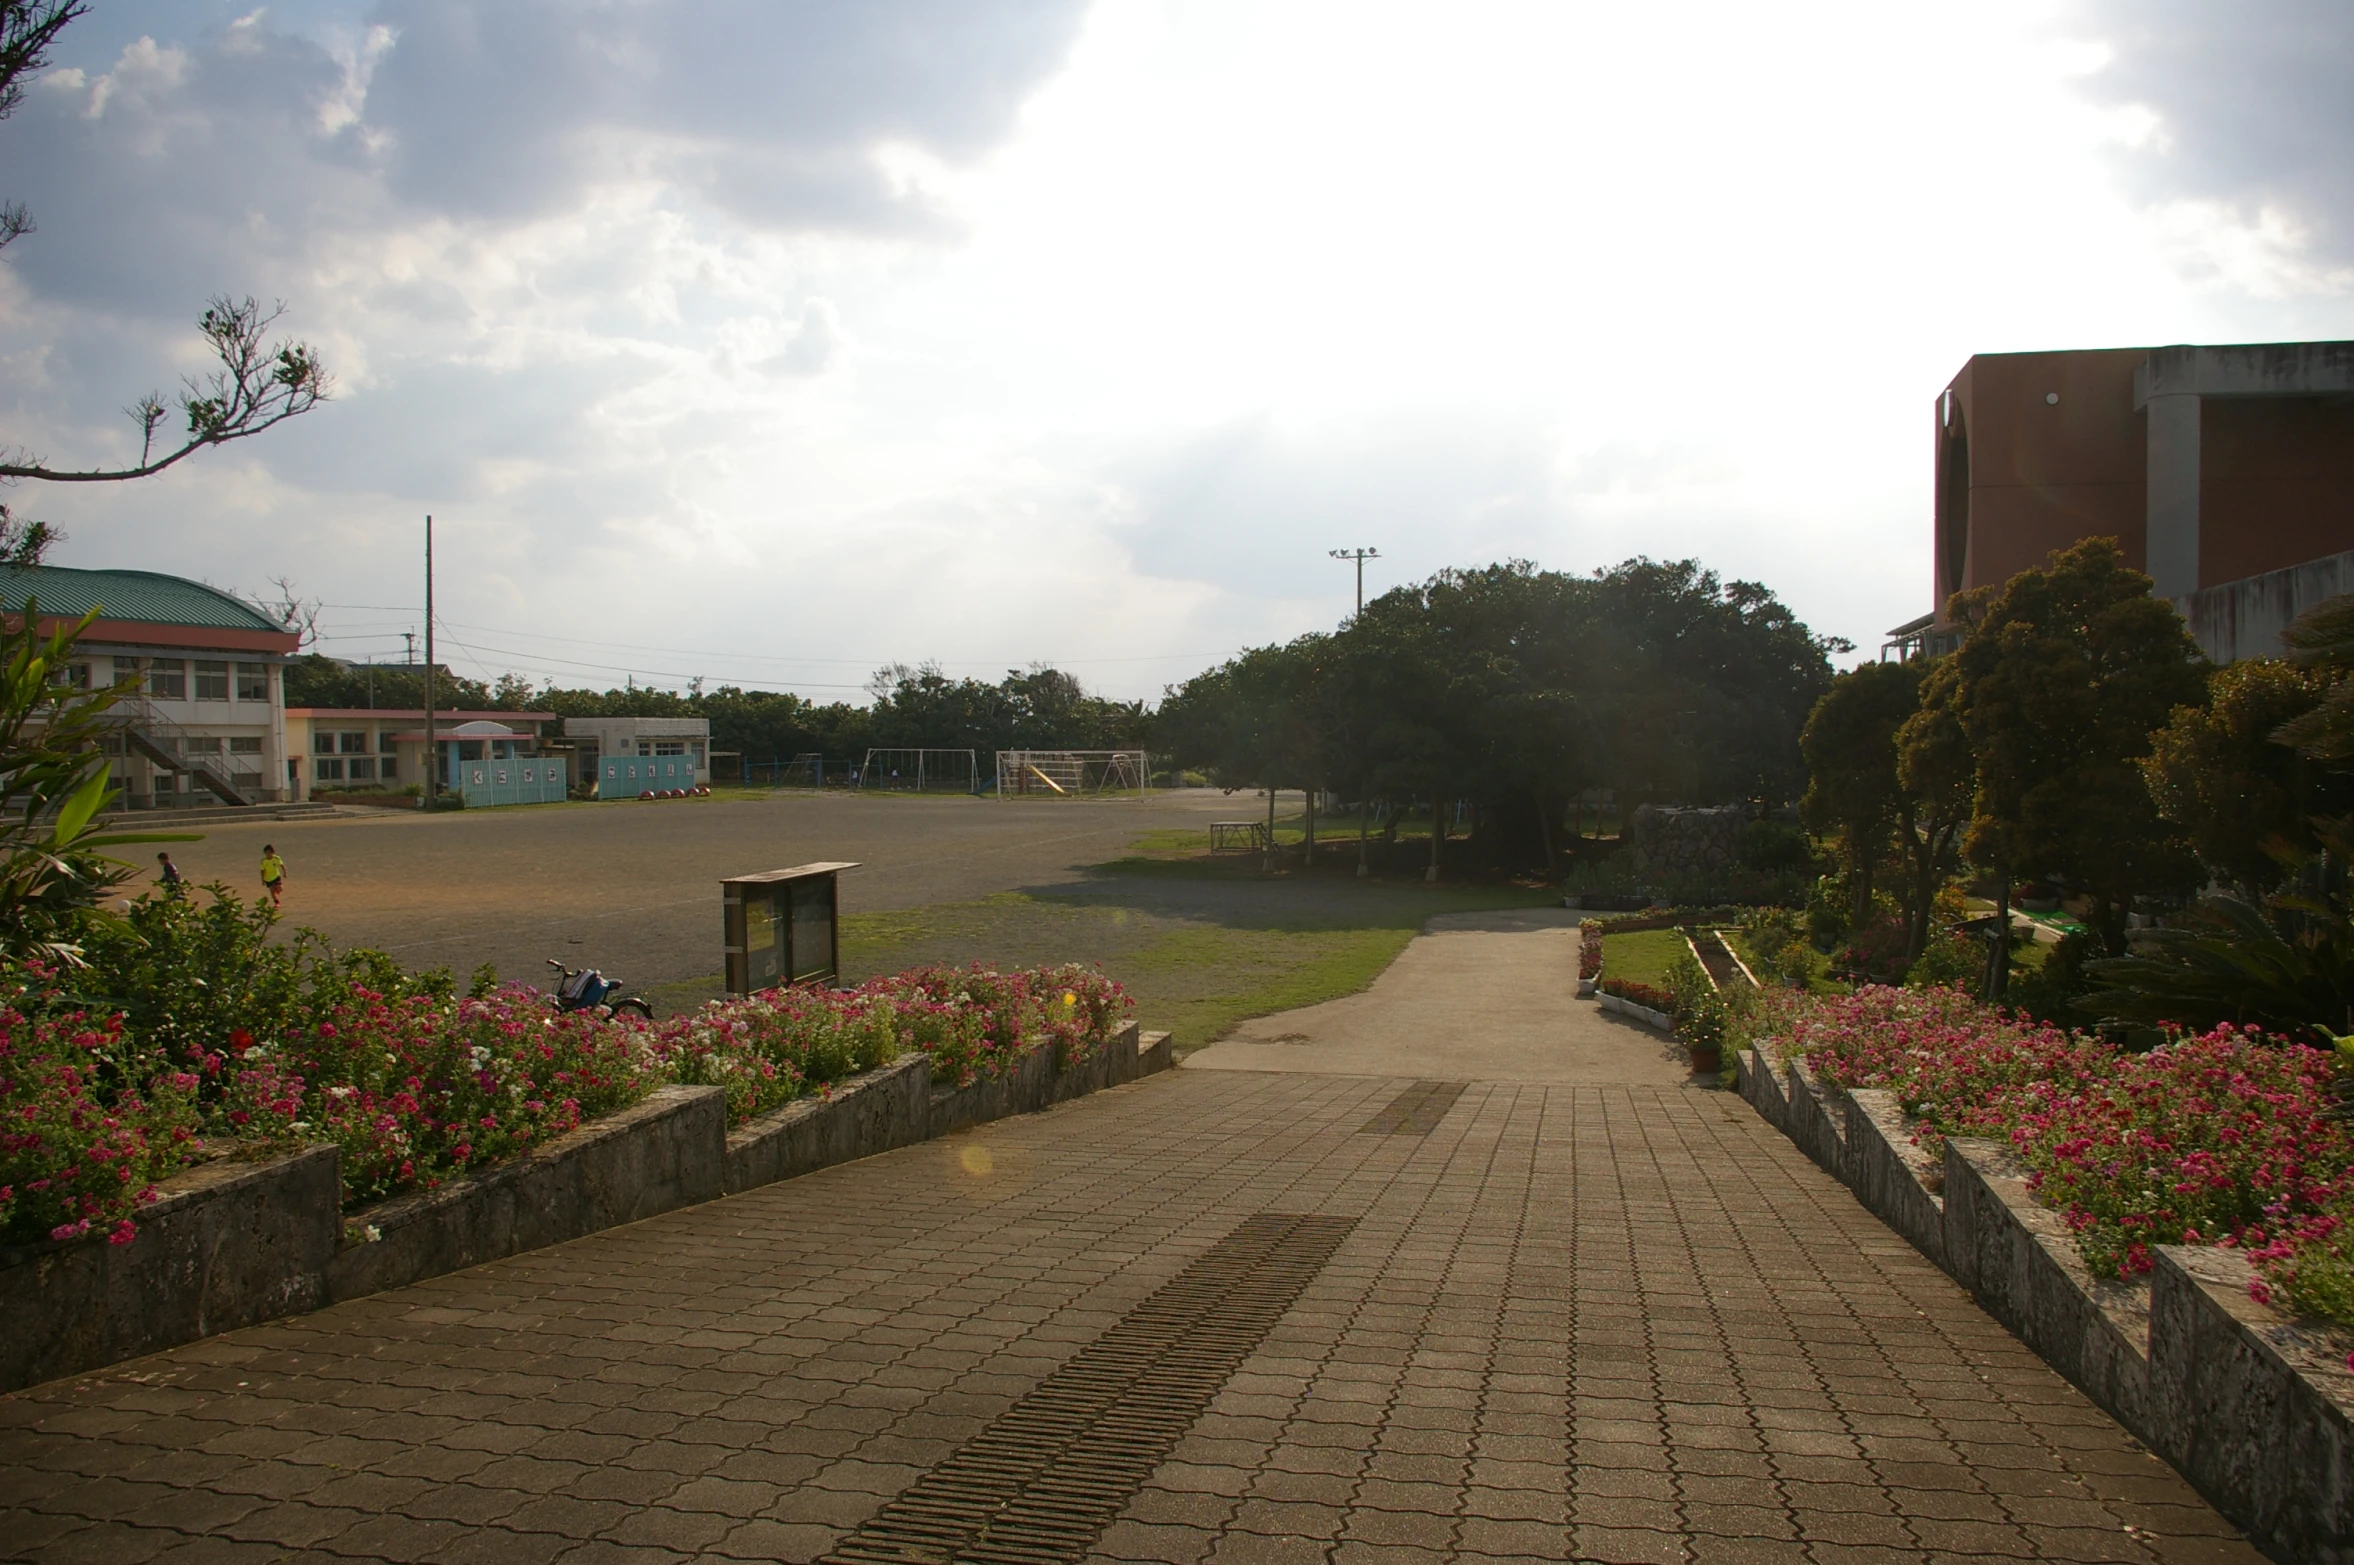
[561,716,710,787]
[2,565,297,808]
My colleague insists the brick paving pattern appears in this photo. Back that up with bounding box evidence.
[0,1071,2262,1564]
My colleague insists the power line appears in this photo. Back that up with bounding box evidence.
[322,603,1221,669]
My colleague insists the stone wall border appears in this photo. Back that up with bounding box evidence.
[1596,990,1673,1032]
[0,1145,338,1394]
[1735,1049,2354,1564]
[8,1021,1173,1395]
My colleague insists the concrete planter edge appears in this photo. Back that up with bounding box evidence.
[1735,1048,2354,1563]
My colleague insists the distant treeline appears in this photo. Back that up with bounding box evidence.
[1153,559,1843,870]
[282,657,1145,766]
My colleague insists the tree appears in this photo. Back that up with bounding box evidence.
[0,5,328,504]
[1154,556,1843,877]
[1800,660,1920,927]
[0,1,80,254]
[1891,671,1975,969]
[2270,593,2354,764]
[0,599,190,959]
[2143,658,2350,894]
[1936,538,2208,988]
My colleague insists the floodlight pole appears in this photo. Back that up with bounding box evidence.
[1328,547,1380,616]
[423,515,437,809]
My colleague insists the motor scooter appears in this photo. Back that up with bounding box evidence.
[545,958,655,1020]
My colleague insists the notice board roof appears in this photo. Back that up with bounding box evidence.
[721,862,860,888]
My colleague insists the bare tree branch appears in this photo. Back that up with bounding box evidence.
[0,2,85,255]
[245,576,323,649]
[0,296,332,483]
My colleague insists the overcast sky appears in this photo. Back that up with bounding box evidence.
[4,1,2350,700]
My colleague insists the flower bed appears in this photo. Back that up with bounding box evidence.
[0,967,202,1247]
[1597,977,1674,1011]
[1579,919,1603,982]
[3,937,1130,1250]
[1782,984,2354,1328]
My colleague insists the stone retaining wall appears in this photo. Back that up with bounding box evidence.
[329,1084,729,1304]
[7,1022,1173,1394]
[1736,1048,2354,1564]
[0,1145,338,1394]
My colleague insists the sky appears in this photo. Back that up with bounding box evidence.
[2,0,2350,701]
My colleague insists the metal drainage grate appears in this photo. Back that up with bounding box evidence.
[818,1212,1357,1565]
[1359,1080,1468,1135]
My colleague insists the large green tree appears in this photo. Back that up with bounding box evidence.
[1933,538,2207,986]
[1800,659,1921,927]
[2143,657,2349,894]
[1154,556,1840,875]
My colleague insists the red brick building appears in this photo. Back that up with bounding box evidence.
[1892,340,2354,661]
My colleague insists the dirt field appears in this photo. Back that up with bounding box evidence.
[139,790,1238,983]
[134,791,1557,1043]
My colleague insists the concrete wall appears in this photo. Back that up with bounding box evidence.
[0,1146,338,1392]
[7,1024,1174,1395]
[1736,1049,2354,1563]
[2177,547,2354,665]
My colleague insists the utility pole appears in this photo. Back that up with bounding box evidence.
[1330,546,1381,876]
[1328,547,1380,615]
[423,516,437,809]
[402,630,417,665]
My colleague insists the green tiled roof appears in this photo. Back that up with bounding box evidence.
[0,565,287,633]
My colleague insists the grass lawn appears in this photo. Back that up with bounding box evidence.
[1599,927,1691,987]
[643,823,1557,1051]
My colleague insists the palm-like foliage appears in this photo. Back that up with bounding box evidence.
[0,597,193,960]
[2083,813,2354,1043]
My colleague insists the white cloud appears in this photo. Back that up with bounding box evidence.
[0,0,2349,702]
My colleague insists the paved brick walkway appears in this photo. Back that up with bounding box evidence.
[0,1070,2260,1564]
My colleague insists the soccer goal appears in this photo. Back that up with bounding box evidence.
[858,748,980,793]
[995,749,1151,798]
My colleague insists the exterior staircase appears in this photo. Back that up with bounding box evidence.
[105,701,255,808]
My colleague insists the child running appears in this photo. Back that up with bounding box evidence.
[156,851,184,899]
[259,844,285,909]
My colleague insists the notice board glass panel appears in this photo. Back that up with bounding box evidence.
[788,877,834,982]
[743,893,785,991]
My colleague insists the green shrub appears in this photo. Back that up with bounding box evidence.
[1738,907,1815,989]
[1904,931,1982,990]
[1666,945,1729,1054]
[72,888,456,1107]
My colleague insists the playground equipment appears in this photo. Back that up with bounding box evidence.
[994,749,1150,798]
[858,748,980,793]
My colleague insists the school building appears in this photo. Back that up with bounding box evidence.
[1890,339,2354,663]
[0,564,298,808]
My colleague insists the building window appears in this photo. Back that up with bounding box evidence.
[338,731,368,754]
[379,731,398,753]
[184,736,223,755]
[316,757,345,782]
[51,661,89,690]
[235,663,268,702]
[347,756,377,782]
[313,731,336,755]
[193,660,229,700]
[655,740,686,756]
[229,735,263,755]
[144,659,187,700]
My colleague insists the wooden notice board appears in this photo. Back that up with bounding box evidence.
[721,861,857,995]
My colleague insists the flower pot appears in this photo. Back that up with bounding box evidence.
[1687,1043,1721,1074]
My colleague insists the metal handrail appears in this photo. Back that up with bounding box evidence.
[99,694,262,805]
